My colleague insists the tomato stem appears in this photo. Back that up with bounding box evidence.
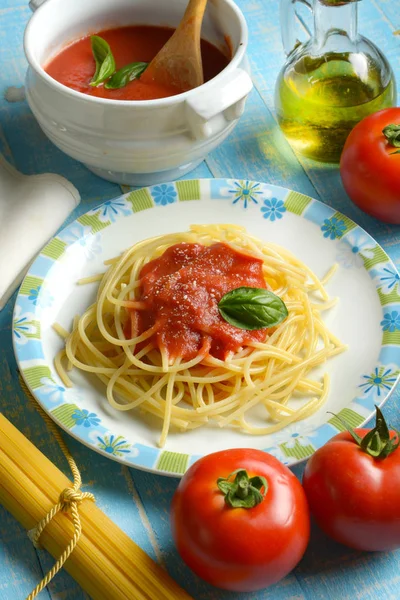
[382,124,400,150]
[328,405,400,459]
[217,469,268,509]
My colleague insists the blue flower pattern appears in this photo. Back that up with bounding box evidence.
[321,217,346,240]
[261,198,286,221]
[62,224,102,260]
[98,200,131,223]
[377,267,400,294]
[13,317,34,343]
[359,367,398,396]
[72,409,101,428]
[381,311,400,332]
[229,180,263,208]
[28,285,54,308]
[28,287,40,304]
[97,434,131,456]
[336,231,375,269]
[151,184,177,206]
[13,307,37,345]
[273,425,319,449]
[40,377,67,403]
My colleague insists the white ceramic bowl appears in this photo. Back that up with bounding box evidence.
[24,0,253,185]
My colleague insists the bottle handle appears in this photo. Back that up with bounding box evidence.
[280,0,312,56]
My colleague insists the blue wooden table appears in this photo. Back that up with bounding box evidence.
[1,1,400,598]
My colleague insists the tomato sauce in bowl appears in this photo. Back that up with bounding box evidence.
[45,25,230,101]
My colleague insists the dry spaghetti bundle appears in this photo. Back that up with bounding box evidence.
[0,412,193,600]
[55,224,346,447]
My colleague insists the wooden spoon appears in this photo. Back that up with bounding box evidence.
[141,0,208,93]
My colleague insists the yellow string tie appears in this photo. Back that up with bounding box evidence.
[18,376,95,600]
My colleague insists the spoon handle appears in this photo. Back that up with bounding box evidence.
[142,0,209,91]
[181,0,208,27]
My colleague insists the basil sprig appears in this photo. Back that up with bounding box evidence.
[218,287,288,330]
[89,36,147,89]
[105,62,148,89]
[90,36,116,87]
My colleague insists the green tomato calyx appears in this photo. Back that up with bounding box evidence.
[217,469,268,509]
[382,123,400,155]
[330,405,400,459]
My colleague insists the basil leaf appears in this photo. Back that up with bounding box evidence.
[218,287,288,330]
[105,62,148,89]
[90,36,116,87]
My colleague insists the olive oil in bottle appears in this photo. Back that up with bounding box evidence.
[275,0,396,162]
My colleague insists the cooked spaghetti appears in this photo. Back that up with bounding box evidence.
[55,224,346,447]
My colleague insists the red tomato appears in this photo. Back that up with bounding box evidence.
[340,108,400,223]
[303,427,400,551]
[170,448,310,592]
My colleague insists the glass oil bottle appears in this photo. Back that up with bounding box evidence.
[275,0,396,162]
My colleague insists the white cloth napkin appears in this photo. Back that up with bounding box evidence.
[0,155,80,310]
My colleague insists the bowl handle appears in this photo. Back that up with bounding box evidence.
[29,0,47,11]
[185,68,253,140]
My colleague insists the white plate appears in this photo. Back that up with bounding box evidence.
[13,178,400,476]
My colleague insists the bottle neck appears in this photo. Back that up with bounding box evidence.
[313,0,358,49]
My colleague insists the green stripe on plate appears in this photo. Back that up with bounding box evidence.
[157,451,189,474]
[377,287,400,306]
[51,404,79,429]
[284,191,312,215]
[78,213,110,232]
[176,180,200,201]
[126,188,153,212]
[363,246,389,270]
[328,407,364,431]
[26,320,41,340]
[22,365,52,389]
[383,331,400,345]
[41,238,67,260]
[332,211,356,236]
[280,441,314,460]
[19,276,43,296]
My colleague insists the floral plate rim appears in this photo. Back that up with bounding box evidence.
[13,178,400,476]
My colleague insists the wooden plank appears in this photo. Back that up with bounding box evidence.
[375,0,400,30]
[0,508,53,600]
[0,5,31,114]
[295,521,400,600]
